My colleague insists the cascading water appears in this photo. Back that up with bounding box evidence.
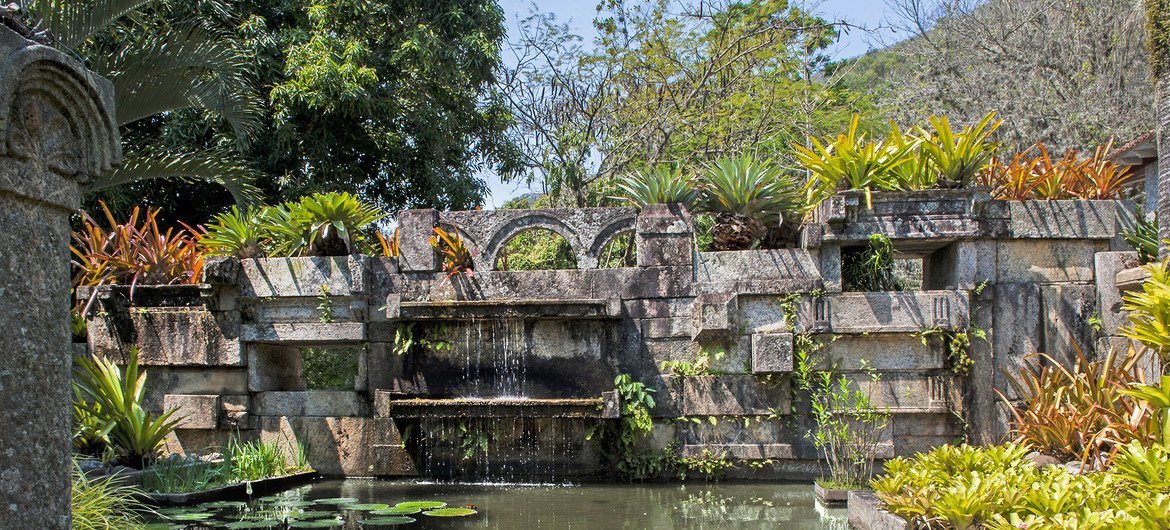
[400,318,600,483]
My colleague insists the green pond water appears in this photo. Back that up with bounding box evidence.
[145,479,848,529]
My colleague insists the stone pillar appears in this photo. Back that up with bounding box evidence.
[396,209,439,272]
[635,203,693,267]
[0,26,121,529]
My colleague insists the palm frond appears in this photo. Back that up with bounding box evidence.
[21,0,154,49]
[90,25,262,141]
[85,152,262,205]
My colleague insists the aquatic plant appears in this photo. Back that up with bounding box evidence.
[72,459,147,530]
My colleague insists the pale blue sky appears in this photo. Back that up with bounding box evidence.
[485,0,899,207]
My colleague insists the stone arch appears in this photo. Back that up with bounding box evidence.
[493,227,579,271]
[481,214,583,271]
[587,217,637,268]
[0,44,122,184]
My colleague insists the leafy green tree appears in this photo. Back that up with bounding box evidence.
[503,0,872,206]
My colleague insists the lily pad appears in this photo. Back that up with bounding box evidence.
[422,508,478,517]
[371,507,421,516]
[362,516,416,525]
[289,519,343,528]
[348,503,390,511]
[200,500,248,510]
[156,507,201,516]
[167,512,216,521]
[313,497,359,505]
[394,501,446,510]
[288,510,336,518]
[225,521,281,529]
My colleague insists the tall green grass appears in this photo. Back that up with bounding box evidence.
[72,460,146,530]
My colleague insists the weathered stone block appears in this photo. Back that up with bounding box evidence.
[814,291,969,334]
[88,308,241,366]
[142,368,248,413]
[1008,199,1134,239]
[819,334,943,371]
[163,394,220,430]
[1095,251,1141,335]
[393,209,439,273]
[923,241,996,290]
[681,375,790,416]
[692,293,737,340]
[253,391,370,417]
[681,443,796,460]
[636,235,692,267]
[738,295,794,334]
[240,322,365,344]
[848,491,909,530]
[751,333,793,373]
[696,249,822,294]
[846,373,950,412]
[622,298,694,319]
[996,240,1107,284]
[220,394,251,430]
[1040,284,1097,366]
[259,416,393,476]
[992,283,1042,406]
[239,256,368,298]
[640,317,692,339]
[371,444,418,476]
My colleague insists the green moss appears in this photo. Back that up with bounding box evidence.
[302,348,359,390]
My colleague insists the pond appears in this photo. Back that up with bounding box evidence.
[146,479,848,529]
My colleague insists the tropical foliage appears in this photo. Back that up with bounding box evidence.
[1123,259,1170,362]
[429,226,476,278]
[872,443,1170,529]
[199,192,384,258]
[1123,213,1160,264]
[612,166,700,211]
[71,202,204,312]
[496,229,577,271]
[73,347,182,467]
[1003,347,1156,467]
[795,113,1000,208]
[72,460,148,530]
[979,141,1138,200]
[842,234,903,292]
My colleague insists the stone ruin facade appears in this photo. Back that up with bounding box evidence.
[81,188,1146,480]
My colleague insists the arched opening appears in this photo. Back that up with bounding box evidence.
[494,228,578,271]
[597,230,637,268]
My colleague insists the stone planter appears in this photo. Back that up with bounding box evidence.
[1117,265,1152,293]
[814,482,859,506]
[148,471,319,506]
[810,188,993,246]
[847,490,907,530]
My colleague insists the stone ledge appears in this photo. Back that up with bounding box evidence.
[681,443,795,460]
[1117,265,1152,292]
[847,490,907,530]
[253,391,369,417]
[805,291,970,334]
[1007,199,1134,239]
[239,256,368,298]
[240,322,365,344]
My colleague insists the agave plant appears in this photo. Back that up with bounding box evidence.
[199,206,270,259]
[293,191,385,255]
[794,115,917,209]
[613,165,700,210]
[74,347,183,468]
[698,156,803,250]
[919,112,1002,188]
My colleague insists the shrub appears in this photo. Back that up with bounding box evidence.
[1123,212,1160,264]
[979,140,1137,201]
[73,347,183,468]
[842,234,903,292]
[429,226,475,278]
[199,192,385,258]
[872,443,1170,529]
[918,112,1001,188]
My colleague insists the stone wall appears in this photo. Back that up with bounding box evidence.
[85,193,1138,479]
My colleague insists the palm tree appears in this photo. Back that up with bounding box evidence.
[1149,0,1170,256]
[20,0,262,204]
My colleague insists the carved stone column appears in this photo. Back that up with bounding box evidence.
[0,26,121,529]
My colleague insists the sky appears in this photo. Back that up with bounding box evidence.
[484,0,899,207]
